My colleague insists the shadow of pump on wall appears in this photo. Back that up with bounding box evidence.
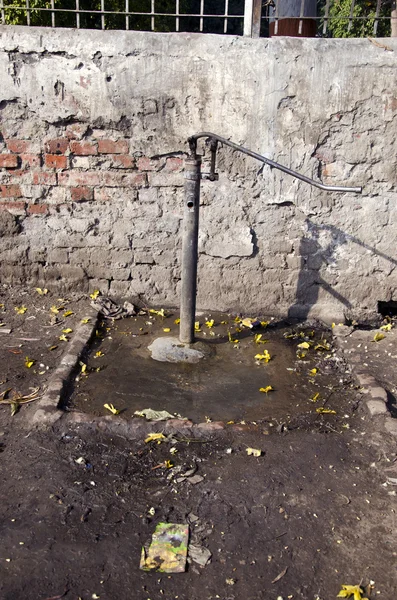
[288,219,397,322]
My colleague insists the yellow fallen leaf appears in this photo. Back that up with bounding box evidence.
[79,361,87,373]
[95,351,104,358]
[205,319,215,328]
[90,289,100,300]
[104,403,121,415]
[174,318,180,324]
[242,317,258,329]
[337,584,368,600]
[261,321,269,328]
[373,332,385,342]
[228,331,239,343]
[165,460,174,469]
[35,288,48,295]
[297,341,310,349]
[220,320,228,325]
[331,322,336,328]
[316,407,336,414]
[49,345,58,351]
[254,333,268,344]
[259,386,273,394]
[255,350,271,362]
[246,447,261,457]
[0,323,4,327]
[15,306,27,314]
[315,341,331,351]
[310,392,320,402]
[81,318,91,324]
[380,323,392,331]
[62,328,73,334]
[195,321,201,331]
[10,402,19,416]
[309,368,318,376]
[63,310,74,317]
[163,327,171,333]
[297,351,307,359]
[149,308,165,317]
[59,334,69,342]
[24,356,35,368]
[145,432,166,444]
[50,305,61,314]
[234,316,242,323]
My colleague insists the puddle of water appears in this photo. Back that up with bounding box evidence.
[70,311,356,425]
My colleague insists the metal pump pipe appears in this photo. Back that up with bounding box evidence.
[179,133,363,344]
[179,157,202,344]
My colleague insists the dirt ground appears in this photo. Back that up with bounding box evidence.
[1,287,397,600]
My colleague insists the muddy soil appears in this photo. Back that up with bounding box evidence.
[1,290,397,600]
[0,284,94,415]
[0,414,396,600]
[70,311,357,428]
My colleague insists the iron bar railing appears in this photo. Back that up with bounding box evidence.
[0,0,394,37]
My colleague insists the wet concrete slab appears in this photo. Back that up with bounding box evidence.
[69,310,357,425]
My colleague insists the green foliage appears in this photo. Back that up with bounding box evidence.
[325,0,391,37]
[1,0,244,33]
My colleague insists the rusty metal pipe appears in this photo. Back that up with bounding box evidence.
[179,156,201,344]
[188,132,362,193]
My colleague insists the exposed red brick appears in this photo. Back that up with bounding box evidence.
[70,141,98,156]
[111,154,135,169]
[20,154,42,168]
[27,203,49,215]
[94,188,112,201]
[45,154,68,170]
[0,184,22,198]
[102,171,146,187]
[70,186,94,202]
[98,139,128,154]
[137,157,157,171]
[0,201,26,214]
[65,123,88,140]
[6,169,25,178]
[6,139,29,154]
[32,171,57,185]
[58,171,101,186]
[0,154,18,168]
[45,138,69,155]
[166,157,184,172]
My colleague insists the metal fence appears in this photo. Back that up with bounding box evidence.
[0,0,394,37]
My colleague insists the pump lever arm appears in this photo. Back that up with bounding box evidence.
[188,132,362,194]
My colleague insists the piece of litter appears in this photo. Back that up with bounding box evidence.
[75,457,85,465]
[226,578,236,585]
[135,408,186,421]
[140,523,189,573]
[189,544,212,567]
[246,448,261,457]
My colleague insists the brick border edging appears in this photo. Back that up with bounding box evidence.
[29,308,100,428]
[333,326,397,437]
[60,412,257,438]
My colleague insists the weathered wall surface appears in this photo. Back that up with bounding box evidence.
[0,27,396,321]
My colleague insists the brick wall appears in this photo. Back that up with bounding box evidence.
[0,27,396,321]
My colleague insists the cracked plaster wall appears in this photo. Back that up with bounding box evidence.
[0,26,396,321]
